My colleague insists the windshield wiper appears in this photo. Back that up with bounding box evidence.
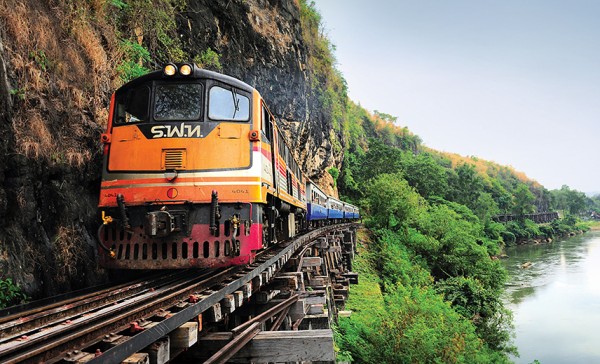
[231,88,240,119]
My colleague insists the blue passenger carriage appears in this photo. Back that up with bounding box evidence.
[327,197,344,221]
[306,181,328,225]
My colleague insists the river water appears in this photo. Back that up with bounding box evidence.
[503,231,600,364]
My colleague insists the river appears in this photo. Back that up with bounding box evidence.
[503,231,600,364]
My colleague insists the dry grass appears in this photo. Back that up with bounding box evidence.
[12,112,51,158]
[65,149,91,168]
[29,112,52,149]
[73,20,107,74]
[0,0,31,47]
[95,107,109,129]
[52,225,87,282]
[1,0,118,168]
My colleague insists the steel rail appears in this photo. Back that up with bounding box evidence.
[0,275,154,324]
[0,271,189,341]
[0,268,225,363]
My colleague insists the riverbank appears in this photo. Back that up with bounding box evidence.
[587,221,600,231]
[514,229,585,246]
[503,217,592,247]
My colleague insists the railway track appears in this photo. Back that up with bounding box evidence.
[0,223,357,364]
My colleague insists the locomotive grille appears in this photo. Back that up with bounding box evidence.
[162,149,186,170]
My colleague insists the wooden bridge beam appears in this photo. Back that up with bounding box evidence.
[195,329,335,362]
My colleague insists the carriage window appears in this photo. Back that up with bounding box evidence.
[209,86,250,121]
[154,84,203,121]
[115,85,150,124]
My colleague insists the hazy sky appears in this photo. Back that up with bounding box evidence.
[314,1,600,193]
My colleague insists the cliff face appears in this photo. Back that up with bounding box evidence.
[180,0,340,187]
[0,0,341,298]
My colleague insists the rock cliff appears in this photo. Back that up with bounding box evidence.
[180,0,341,187]
[0,0,342,298]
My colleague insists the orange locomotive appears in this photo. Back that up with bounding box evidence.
[98,63,306,269]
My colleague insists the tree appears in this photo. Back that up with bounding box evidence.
[373,110,398,123]
[401,153,448,199]
[551,185,588,216]
[357,139,403,182]
[366,173,425,230]
[472,192,500,223]
[512,184,535,217]
[447,163,484,209]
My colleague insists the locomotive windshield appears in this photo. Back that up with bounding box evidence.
[114,81,250,124]
[114,85,150,124]
[208,86,250,121]
[154,83,203,121]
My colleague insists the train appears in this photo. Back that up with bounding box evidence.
[97,63,359,269]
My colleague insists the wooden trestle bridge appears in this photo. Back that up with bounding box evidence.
[493,212,559,224]
[0,223,359,364]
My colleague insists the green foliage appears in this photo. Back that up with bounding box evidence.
[412,203,506,291]
[0,278,28,309]
[335,232,513,363]
[436,277,515,354]
[194,48,223,71]
[472,192,500,223]
[512,184,536,216]
[371,229,433,290]
[551,185,588,216]
[29,50,50,71]
[114,0,187,63]
[10,88,26,100]
[110,0,128,10]
[327,166,339,187]
[401,152,448,199]
[373,110,397,123]
[116,40,151,82]
[365,173,425,230]
[357,139,404,184]
[484,220,507,243]
[447,163,485,209]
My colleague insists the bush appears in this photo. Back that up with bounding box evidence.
[501,230,516,246]
[116,40,150,82]
[194,48,222,71]
[0,278,28,308]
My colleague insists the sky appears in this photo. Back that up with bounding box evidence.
[313,0,600,193]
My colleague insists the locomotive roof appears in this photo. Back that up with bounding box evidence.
[116,65,255,94]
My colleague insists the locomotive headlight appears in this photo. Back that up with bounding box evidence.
[179,64,193,76]
[164,64,177,76]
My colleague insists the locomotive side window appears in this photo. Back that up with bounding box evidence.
[261,105,273,142]
[154,83,203,121]
[209,86,250,121]
[115,85,150,124]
